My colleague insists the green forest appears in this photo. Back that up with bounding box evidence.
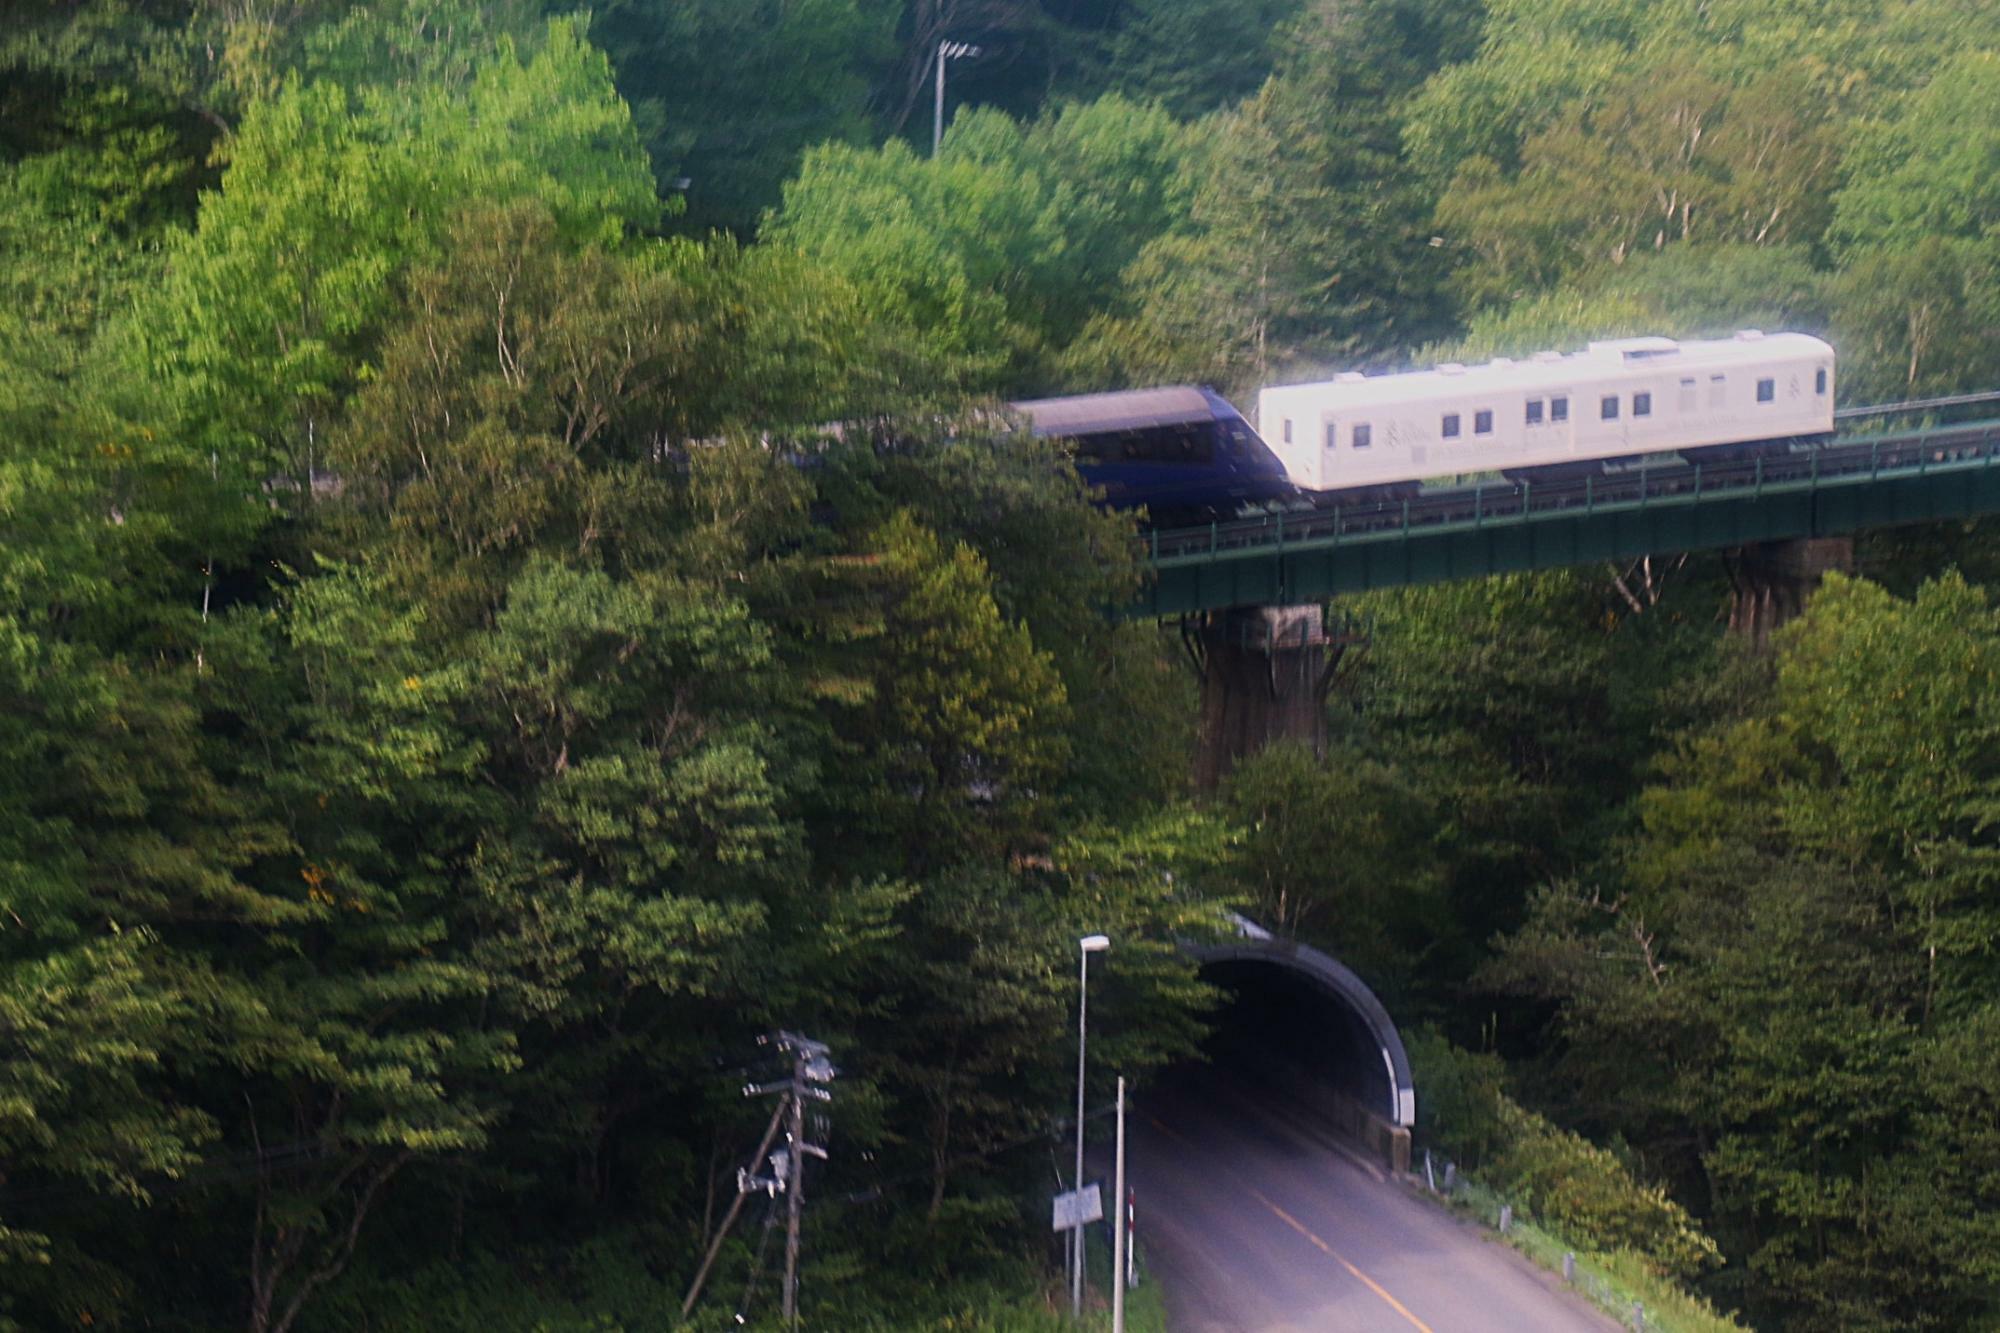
[4,0,2000,1328]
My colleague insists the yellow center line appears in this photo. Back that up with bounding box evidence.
[1145,1114,1436,1333]
[1249,1188,1435,1333]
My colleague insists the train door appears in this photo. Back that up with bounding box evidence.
[1548,388,1575,458]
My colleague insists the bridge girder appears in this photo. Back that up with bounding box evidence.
[1134,420,2000,617]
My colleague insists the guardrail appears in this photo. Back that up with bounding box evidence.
[1419,1153,1746,1333]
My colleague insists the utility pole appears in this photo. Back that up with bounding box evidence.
[1073,934,1109,1317]
[776,1031,833,1328]
[932,40,982,157]
[1112,1077,1127,1333]
[680,1031,833,1326]
[933,42,945,157]
[781,1058,807,1326]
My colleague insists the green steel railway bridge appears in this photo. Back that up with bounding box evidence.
[1132,400,2000,619]
[1133,396,2000,1192]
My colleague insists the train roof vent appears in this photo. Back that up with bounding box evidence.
[1335,371,1366,383]
[1489,357,1515,368]
[1735,329,1766,341]
[1533,350,1564,363]
[1437,362,1466,375]
[1589,336,1680,360]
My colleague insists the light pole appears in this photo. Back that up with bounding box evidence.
[933,39,982,157]
[1073,933,1110,1317]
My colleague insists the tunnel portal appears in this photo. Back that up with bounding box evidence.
[1188,922,1415,1133]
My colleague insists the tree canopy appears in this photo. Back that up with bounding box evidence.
[6,0,2000,1327]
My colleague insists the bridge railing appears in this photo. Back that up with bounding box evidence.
[1146,419,2000,565]
[1835,389,2000,422]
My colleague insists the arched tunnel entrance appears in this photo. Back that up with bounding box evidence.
[1123,928,1614,1333]
[1157,919,1415,1173]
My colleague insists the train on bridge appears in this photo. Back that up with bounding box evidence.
[1011,331,1836,522]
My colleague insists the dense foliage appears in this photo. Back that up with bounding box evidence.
[3,0,1999,1329]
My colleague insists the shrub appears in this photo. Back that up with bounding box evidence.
[1409,1029,1721,1281]
[1485,1100,1721,1280]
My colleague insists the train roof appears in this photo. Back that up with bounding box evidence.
[1010,386,1226,437]
[1261,332,1834,408]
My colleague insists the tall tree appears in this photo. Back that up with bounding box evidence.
[765,94,1197,391]
[1485,575,2000,1329]
[1084,0,1304,117]
[1090,0,1457,389]
[1434,64,1836,307]
[145,15,658,539]
[589,0,898,236]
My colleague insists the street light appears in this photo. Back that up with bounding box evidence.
[1073,933,1111,1317]
[933,39,983,157]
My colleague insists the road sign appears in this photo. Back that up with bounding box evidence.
[1052,1183,1103,1232]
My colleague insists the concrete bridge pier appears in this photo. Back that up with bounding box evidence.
[1727,536,1853,648]
[1186,605,1364,792]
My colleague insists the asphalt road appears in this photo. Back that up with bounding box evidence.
[1124,1069,1619,1333]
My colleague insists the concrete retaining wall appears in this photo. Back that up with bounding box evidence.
[1326,1090,1412,1175]
[1267,1054,1412,1175]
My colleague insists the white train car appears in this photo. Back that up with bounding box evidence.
[1258,331,1835,493]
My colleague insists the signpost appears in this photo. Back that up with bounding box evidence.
[1052,1183,1104,1234]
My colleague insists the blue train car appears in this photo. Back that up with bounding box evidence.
[1010,386,1295,523]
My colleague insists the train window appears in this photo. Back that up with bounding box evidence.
[1442,413,1461,438]
[1633,392,1652,417]
[1076,422,1216,465]
[1601,395,1620,420]
[1282,418,1293,444]
[1474,409,1493,435]
[1123,424,1209,462]
[1816,367,1828,395]
[1709,375,1727,408]
[1353,423,1372,449]
[1757,378,1775,403]
[1551,396,1569,422]
[1526,400,1544,425]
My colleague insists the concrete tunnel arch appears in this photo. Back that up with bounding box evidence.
[1187,913,1416,1130]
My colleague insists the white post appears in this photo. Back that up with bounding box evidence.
[1073,945,1089,1317]
[1070,936,1109,1317]
[932,43,947,157]
[1112,1077,1127,1333]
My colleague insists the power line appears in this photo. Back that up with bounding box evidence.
[818,1100,1123,1212]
